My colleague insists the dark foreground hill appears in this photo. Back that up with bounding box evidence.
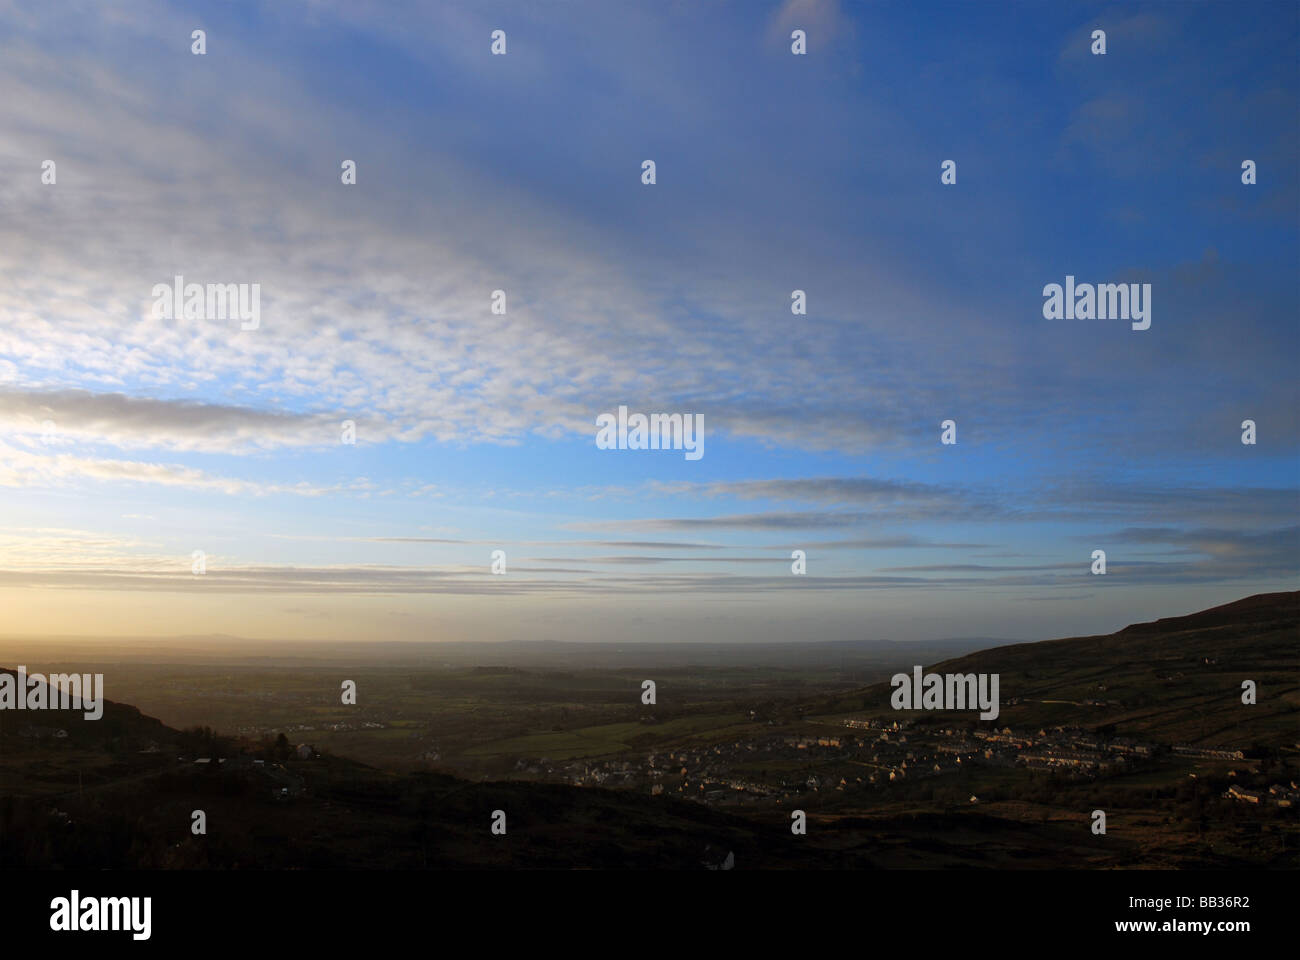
[0,668,830,869]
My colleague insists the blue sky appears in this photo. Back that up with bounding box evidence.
[0,0,1295,644]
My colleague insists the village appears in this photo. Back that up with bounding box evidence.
[494,715,1300,812]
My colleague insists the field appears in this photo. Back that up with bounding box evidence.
[1,594,1297,869]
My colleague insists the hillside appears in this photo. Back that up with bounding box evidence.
[0,669,829,869]
[810,592,1300,747]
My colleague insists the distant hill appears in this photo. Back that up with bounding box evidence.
[811,592,1300,748]
[0,634,998,669]
[0,667,171,748]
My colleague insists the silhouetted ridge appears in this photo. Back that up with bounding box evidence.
[1117,591,1300,636]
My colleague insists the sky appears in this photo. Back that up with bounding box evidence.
[0,0,1295,645]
